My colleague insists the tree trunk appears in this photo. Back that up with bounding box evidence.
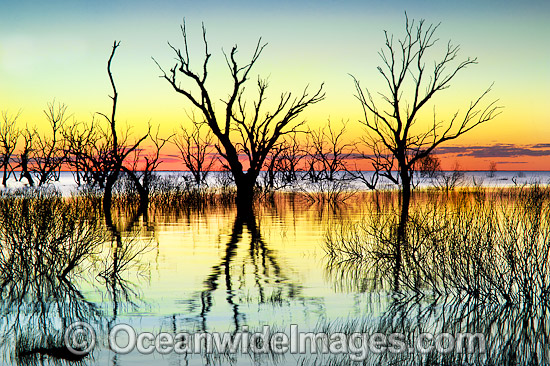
[135,177,149,211]
[235,174,255,218]
[2,167,8,187]
[22,166,34,187]
[122,169,150,210]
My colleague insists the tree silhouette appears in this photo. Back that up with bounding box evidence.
[305,120,354,183]
[155,22,324,214]
[262,133,304,192]
[30,101,67,186]
[352,15,501,229]
[125,127,171,209]
[0,112,19,187]
[17,126,35,186]
[64,41,150,215]
[63,116,112,188]
[98,41,149,213]
[173,121,215,187]
[416,152,441,178]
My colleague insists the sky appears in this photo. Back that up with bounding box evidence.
[0,0,549,170]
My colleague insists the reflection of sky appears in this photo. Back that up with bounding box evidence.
[84,196,378,328]
[0,0,549,169]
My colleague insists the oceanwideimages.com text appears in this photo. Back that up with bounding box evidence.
[65,322,486,361]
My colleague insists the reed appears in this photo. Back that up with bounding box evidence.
[321,184,550,365]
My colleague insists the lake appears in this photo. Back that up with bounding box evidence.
[1,173,550,365]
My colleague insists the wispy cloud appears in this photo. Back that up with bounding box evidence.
[435,144,550,158]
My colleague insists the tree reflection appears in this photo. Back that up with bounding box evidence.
[0,189,102,364]
[322,188,550,365]
[0,188,147,365]
[197,207,305,332]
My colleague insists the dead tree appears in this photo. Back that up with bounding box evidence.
[487,161,497,178]
[263,133,304,191]
[0,112,19,187]
[63,118,111,188]
[173,122,215,187]
[352,15,501,227]
[30,101,68,186]
[274,133,304,185]
[18,126,36,186]
[64,41,148,218]
[125,127,171,208]
[436,161,464,191]
[305,120,354,183]
[97,41,149,215]
[416,152,442,178]
[155,22,324,214]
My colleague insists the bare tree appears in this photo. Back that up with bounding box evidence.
[0,112,19,187]
[96,41,150,216]
[305,120,354,183]
[18,126,36,186]
[487,161,497,178]
[352,14,501,226]
[125,127,171,208]
[30,101,68,186]
[63,117,111,188]
[415,152,441,178]
[263,133,305,191]
[436,161,464,191]
[274,133,305,185]
[64,41,149,217]
[155,22,324,214]
[173,122,215,187]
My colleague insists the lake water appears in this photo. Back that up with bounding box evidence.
[2,172,550,365]
[88,196,384,365]
[5,170,550,194]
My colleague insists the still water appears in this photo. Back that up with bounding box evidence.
[0,190,391,365]
[2,177,550,365]
[93,198,383,365]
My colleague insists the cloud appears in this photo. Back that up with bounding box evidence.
[495,161,528,165]
[434,144,550,158]
[159,155,182,162]
[531,143,550,149]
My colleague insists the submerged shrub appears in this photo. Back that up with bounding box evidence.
[0,187,106,286]
[325,186,550,303]
[322,186,550,366]
[0,187,106,363]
